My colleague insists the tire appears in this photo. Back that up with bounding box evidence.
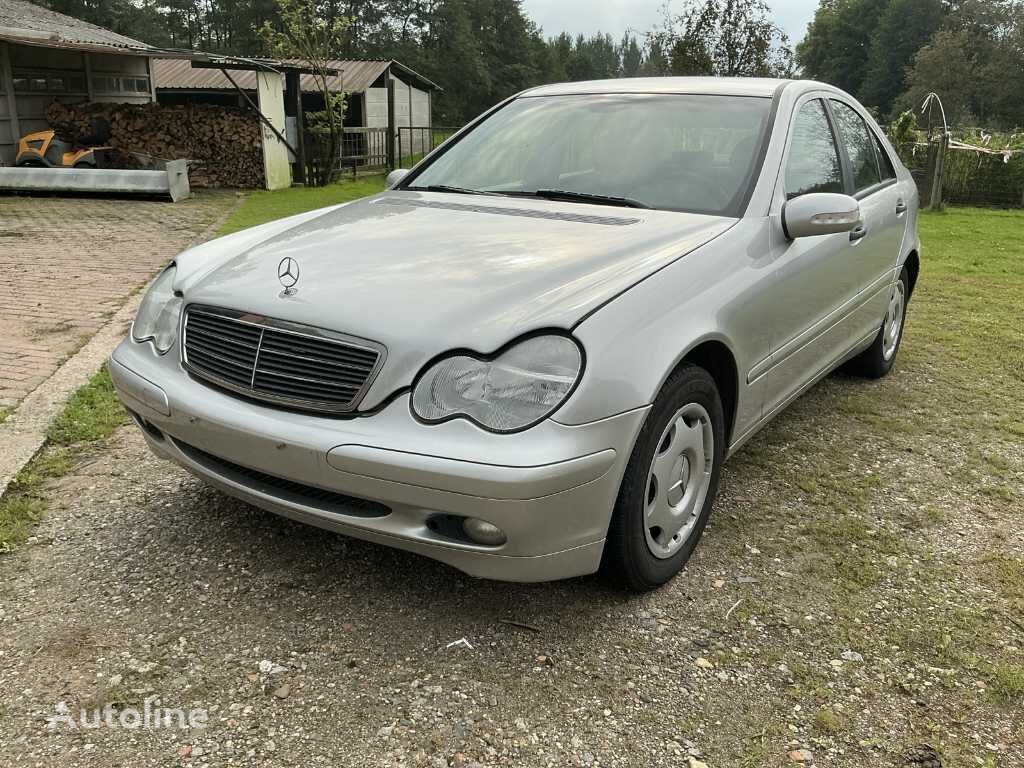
[844,266,910,379]
[602,363,725,591]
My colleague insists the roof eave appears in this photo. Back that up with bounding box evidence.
[0,29,155,56]
[387,59,442,92]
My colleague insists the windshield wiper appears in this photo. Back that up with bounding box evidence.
[526,189,652,209]
[406,184,500,197]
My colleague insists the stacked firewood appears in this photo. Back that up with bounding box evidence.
[46,101,265,188]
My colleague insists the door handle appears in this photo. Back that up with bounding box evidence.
[895,199,907,214]
[849,223,868,242]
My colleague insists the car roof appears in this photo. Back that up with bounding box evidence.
[522,77,793,99]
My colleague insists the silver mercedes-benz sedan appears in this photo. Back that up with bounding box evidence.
[110,77,919,590]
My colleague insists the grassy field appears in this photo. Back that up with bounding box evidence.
[217,175,387,236]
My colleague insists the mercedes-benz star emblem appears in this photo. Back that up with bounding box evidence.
[277,257,300,295]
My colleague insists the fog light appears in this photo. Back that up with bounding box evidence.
[462,518,507,546]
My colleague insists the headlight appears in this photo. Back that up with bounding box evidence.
[412,334,583,432]
[131,265,182,354]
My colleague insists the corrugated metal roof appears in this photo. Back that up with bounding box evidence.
[154,58,440,94]
[0,0,152,52]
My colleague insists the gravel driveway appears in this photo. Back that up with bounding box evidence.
[0,211,1021,767]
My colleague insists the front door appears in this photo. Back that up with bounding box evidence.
[760,96,861,418]
[827,99,906,342]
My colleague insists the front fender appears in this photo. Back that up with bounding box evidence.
[555,219,773,444]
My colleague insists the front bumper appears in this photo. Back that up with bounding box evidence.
[108,339,648,582]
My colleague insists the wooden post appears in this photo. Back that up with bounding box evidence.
[386,74,396,170]
[285,69,306,185]
[930,133,948,211]
[1,42,20,142]
[84,53,95,101]
[146,56,156,102]
[408,78,414,155]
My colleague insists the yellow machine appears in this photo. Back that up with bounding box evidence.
[15,129,109,168]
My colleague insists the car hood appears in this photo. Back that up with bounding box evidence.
[176,191,734,408]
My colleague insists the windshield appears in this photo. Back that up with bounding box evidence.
[406,93,772,216]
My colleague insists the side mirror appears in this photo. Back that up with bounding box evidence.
[385,168,410,189]
[782,193,861,239]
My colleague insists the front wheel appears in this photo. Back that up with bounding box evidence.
[602,364,725,591]
[844,266,910,379]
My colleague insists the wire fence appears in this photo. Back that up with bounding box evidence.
[889,127,1024,209]
[395,125,459,169]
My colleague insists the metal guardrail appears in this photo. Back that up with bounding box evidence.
[0,159,191,202]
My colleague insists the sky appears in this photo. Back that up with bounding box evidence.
[521,0,820,46]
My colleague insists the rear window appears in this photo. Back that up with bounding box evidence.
[874,134,897,180]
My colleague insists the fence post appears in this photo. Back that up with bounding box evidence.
[285,70,305,185]
[930,133,948,211]
[386,78,396,171]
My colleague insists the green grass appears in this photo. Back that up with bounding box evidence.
[988,663,1024,704]
[912,207,1024,382]
[0,448,75,553]
[1,366,126,552]
[218,174,387,236]
[46,367,127,446]
[813,707,848,735]
[0,407,10,425]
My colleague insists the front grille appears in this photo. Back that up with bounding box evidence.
[182,306,385,414]
[173,438,390,518]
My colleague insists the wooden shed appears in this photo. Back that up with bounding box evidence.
[154,57,441,168]
[0,0,160,165]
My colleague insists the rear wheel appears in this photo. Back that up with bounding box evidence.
[602,364,725,591]
[844,266,909,378]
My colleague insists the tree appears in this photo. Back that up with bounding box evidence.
[858,0,947,117]
[621,33,644,77]
[796,0,888,95]
[565,33,621,80]
[649,0,793,77]
[899,1,1024,126]
[642,36,671,75]
[262,0,351,185]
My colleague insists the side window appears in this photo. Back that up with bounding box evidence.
[784,99,844,199]
[873,133,896,180]
[830,100,881,192]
